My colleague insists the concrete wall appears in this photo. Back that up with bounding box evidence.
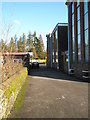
[0,68,28,119]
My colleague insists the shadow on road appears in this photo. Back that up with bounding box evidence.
[28,64,89,83]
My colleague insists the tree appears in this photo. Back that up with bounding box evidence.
[33,48,37,58]
[22,33,26,52]
[9,37,14,52]
[14,34,17,52]
[17,36,22,52]
[39,34,44,51]
[35,38,43,59]
[27,32,33,52]
[33,31,37,47]
[0,39,8,52]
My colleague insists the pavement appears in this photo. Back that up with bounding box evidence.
[9,64,88,118]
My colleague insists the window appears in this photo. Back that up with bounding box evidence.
[77,2,81,62]
[55,30,58,40]
[84,2,88,14]
[77,34,81,61]
[52,35,54,43]
[77,6,80,21]
[56,51,58,63]
[72,2,75,62]
[53,49,54,63]
[72,2,74,13]
[77,0,80,7]
[84,2,88,62]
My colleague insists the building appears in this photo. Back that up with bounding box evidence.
[46,23,68,71]
[2,52,33,66]
[66,1,90,78]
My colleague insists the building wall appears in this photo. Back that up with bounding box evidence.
[68,2,90,78]
[52,30,58,69]
[50,25,68,70]
[58,26,68,71]
[47,24,68,71]
[46,35,51,68]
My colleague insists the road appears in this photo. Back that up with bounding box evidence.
[9,64,88,118]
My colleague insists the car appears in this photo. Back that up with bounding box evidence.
[32,62,39,68]
[31,58,39,68]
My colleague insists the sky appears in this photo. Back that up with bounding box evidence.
[1,2,68,49]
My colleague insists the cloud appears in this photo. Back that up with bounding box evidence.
[14,19,21,25]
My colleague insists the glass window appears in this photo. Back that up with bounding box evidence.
[84,2,89,62]
[72,2,75,62]
[53,49,54,63]
[72,25,74,38]
[56,51,58,63]
[77,0,80,7]
[72,37,75,62]
[72,37,75,51]
[77,20,80,34]
[76,3,81,62]
[84,29,88,62]
[77,7,80,21]
[84,13,88,29]
[78,34,80,45]
[72,14,74,26]
[85,29,88,45]
[72,2,74,13]
[52,35,54,43]
[77,34,81,61]
[84,2,88,14]
[55,30,57,40]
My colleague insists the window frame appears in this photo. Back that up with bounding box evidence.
[84,2,89,62]
[76,2,81,62]
[72,2,75,62]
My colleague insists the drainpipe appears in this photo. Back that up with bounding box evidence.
[68,6,70,74]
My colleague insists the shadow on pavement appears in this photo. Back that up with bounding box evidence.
[28,64,89,83]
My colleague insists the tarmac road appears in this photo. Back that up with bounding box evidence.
[9,64,88,118]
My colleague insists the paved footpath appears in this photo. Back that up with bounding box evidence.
[9,65,88,118]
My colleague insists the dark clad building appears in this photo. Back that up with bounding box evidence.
[66,1,90,78]
[46,23,68,71]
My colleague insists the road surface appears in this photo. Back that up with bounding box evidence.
[9,64,88,118]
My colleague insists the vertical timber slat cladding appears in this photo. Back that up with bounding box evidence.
[46,23,68,71]
[67,1,90,79]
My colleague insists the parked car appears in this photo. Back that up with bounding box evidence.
[31,58,39,68]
